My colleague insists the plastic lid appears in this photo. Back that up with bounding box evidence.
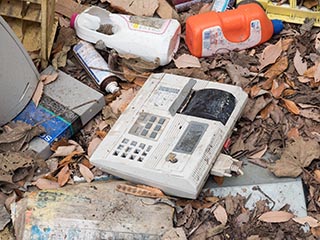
[70,13,78,28]
[272,19,283,35]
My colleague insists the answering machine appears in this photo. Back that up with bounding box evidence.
[90,73,248,198]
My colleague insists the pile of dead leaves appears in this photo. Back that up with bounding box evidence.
[55,1,320,239]
[173,193,320,239]
[0,121,46,231]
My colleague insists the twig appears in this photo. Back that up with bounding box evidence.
[302,168,318,182]
[89,66,149,79]
[248,158,268,168]
[187,203,219,238]
[252,186,275,210]
[243,71,262,88]
[141,198,177,208]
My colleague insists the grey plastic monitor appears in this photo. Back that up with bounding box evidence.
[0,16,38,126]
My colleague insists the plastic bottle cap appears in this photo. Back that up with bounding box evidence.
[105,81,120,94]
[70,13,78,29]
[272,19,283,35]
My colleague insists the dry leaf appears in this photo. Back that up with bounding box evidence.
[248,145,267,159]
[281,38,294,51]
[40,72,59,85]
[260,103,274,119]
[55,0,88,18]
[50,138,69,151]
[122,65,137,82]
[314,62,320,83]
[310,185,316,198]
[314,170,320,183]
[156,0,179,20]
[109,88,138,113]
[0,151,34,176]
[258,211,294,223]
[259,40,282,70]
[116,183,165,198]
[78,163,94,183]
[282,89,297,97]
[261,78,273,90]
[33,178,60,190]
[287,128,299,139]
[52,145,76,157]
[58,151,83,167]
[109,0,159,16]
[0,205,10,231]
[213,204,228,225]
[205,196,220,204]
[32,81,44,107]
[161,228,187,240]
[0,122,44,152]
[269,137,320,177]
[284,73,295,88]
[80,158,93,169]
[294,49,307,75]
[264,56,288,80]
[303,0,319,8]
[224,63,250,87]
[175,199,214,209]
[174,54,201,68]
[57,165,70,187]
[134,77,147,87]
[293,216,319,227]
[96,130,107,139]
[282,98,300,115]
[121,54,160,73]
[297,76,311,83]
[199,3,212,14]
[243,96,272,121]
[311,225,320,238]
[250,85,261,98]
[316,32,320,52]
[101,105,119,128]
[299,108,320,122]
[68,140,85,153]
[87,137,102,157]
[303,65,317,78]
[4,192,17,212]
[13,166,34,183]
[136,184,165,196]
[58,16,70,28]
[247,235,262,240]
[206,224,225,238]
[271,80,286,99]
[52,45,70,70]
[296,100,317,109]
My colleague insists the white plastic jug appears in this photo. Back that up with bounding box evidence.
[71,7,181,66]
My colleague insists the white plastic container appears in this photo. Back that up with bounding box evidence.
[70,6,181,66]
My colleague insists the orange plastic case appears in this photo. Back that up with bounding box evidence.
[185,3,275,57]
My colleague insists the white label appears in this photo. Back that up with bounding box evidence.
[202,20,262,56]
[149,85,180,110]
[120,15,170,34]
